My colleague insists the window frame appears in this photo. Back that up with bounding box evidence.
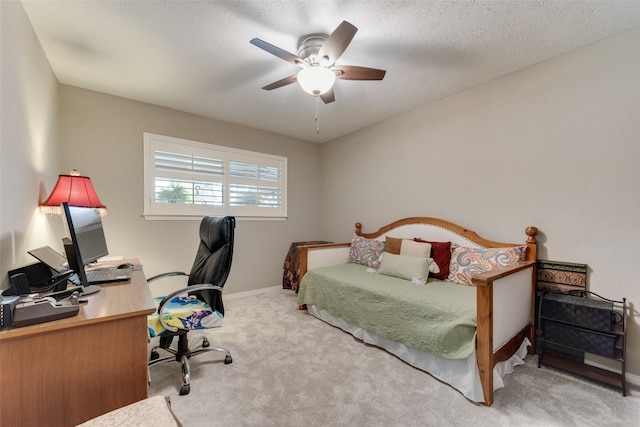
[143,133,287,220]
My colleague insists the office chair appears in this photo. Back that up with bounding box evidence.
[147,216,235,396]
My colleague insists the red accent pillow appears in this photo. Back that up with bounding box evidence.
[414,238,451,280]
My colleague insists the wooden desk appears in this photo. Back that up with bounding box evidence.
[0,262,156,426]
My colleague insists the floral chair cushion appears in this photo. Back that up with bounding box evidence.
[147,295,224,337]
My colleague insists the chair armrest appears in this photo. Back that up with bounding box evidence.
[147,271,188,283]
[157,284,223,333]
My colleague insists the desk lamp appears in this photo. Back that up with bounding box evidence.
[39,169,107,216]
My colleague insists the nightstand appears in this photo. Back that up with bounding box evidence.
[537,290,627,395]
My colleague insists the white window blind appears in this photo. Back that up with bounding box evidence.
[143,133,287,219]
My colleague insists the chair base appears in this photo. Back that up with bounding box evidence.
[149,334,232,396]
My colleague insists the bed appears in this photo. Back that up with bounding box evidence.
[296,217,538,406]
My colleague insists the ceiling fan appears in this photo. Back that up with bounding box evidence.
[250,21,386,104]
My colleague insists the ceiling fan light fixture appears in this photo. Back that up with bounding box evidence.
[297,65,336,96]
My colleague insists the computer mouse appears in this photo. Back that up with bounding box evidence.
[117,263,134,269]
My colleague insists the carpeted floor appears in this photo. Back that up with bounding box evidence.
[148,286,639,426]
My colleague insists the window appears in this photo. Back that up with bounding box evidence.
[143,133,287,219]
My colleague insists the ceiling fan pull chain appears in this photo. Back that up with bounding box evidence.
[315,95,320,134]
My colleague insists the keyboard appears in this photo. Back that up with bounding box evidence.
[86,268,131,284]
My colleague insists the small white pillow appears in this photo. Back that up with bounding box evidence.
[400,239,431,258]
[428,260,440,274]
[377,252,436,284]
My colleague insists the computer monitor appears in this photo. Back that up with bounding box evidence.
[61,202,106,295]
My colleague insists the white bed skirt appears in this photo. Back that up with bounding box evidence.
[307,304,530,403]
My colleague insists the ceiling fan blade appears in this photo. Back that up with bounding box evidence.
[320,88,335,104]
[250,38,306,67]
[317,21,357,64]
[333,65,386,81]
[262,75,297,90]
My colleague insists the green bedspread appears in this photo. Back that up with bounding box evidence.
[297,263,477,359]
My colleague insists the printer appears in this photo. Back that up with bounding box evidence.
[11,295,80,327]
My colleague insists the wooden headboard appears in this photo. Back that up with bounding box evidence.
[297,217,538,285]
[355,217,538,261]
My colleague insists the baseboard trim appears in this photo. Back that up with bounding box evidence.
[584,359,640,388]
[627,372,640,387]
[224,285,281,300]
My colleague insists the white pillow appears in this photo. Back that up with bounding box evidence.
[377,252,437,285]
[400,239,431,258]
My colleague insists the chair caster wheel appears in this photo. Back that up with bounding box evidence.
[150,350,159,361]
[224,355,233,364]
[179,384,191,396]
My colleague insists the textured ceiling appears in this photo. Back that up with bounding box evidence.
[21,1,640,143]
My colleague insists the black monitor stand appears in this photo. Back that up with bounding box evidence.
[62,238,101,295]
[78,284,101,296]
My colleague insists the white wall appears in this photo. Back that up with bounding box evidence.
[321,27,640,379]
[57,86,323,295]
[0,1,62,289]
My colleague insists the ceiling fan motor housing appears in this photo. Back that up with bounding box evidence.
[297,34,330,65]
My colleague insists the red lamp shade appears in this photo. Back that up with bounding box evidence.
[40,172,107,216]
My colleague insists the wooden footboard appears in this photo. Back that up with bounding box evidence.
[472,260,537,406]
[296,218,538,406]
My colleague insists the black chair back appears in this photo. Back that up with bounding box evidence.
[188,216,235,314]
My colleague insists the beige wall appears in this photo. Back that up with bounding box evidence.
[1,1,323,297]
[321,27,640,379]
[57,85,323,295]
[0,1,62,289]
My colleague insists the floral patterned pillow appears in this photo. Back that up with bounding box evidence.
[447,245,527,286]
[348,234,386,268]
